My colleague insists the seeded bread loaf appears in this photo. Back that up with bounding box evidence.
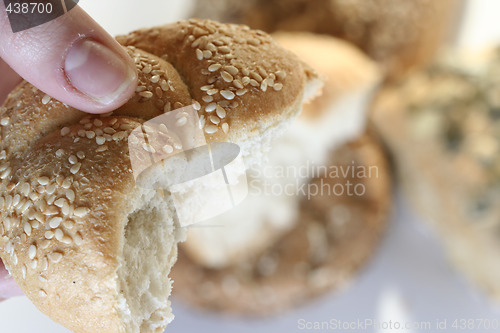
[372,48,500,300]
[190,0,462,79]
[172,130,391,314]
[0,19,319,333]
[180,32,380,269]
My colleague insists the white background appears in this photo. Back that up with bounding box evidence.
[1,0,500,332]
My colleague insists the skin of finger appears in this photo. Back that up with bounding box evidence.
[0,260,24,299]
[0,2,137,113]
[0,58,23,105]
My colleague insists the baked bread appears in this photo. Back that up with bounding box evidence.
[181,32,380,268]
[172,130,391,314]
[190,0,462,79]
[372,48,500,300]
[0,19,319,332]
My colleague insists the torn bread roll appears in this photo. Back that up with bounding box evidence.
[172,130,391,314]
[0,19,319,333]
[190,0,462,79]
[181,33,380,269]
[372,48,500,300]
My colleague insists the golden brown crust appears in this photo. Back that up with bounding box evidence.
[116,19,314,143]
[171,130,391,314]
[0,19,318,332]
[191,0,462,79]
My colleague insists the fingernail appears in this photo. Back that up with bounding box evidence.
[64,39,137,105]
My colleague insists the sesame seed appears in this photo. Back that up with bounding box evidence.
[12,194,20,206]
[209,115,220,124]
[136,85,146,92]
[196,48,204,61]
[204,124,218,134]
[260,80,268,92]
[55,149,65,157]
[216,105,226,118]
[37,176,49,185]
[45,230,54,239]
[21,183,30,196]
[103,127,115,134]
[193,100,201,111]
[54,198,66,208]
[250,72,263,82]
[221,71,234,82]
[150,75,160,83]
[48,252,63,263]
[199,115,206,128]
[74,207,89,217]
[46,183,56,195]
[38,275,46,282]
[1,117,10,126]
[207,88,218,95]
[224,65,238,76]
[22,265,26,279]
[201,84,214,91]
[68,155,78,165]
[0,163,7,172]
[139,91,153,98]
[176,117,188,127]
[273,83,283,91]
[54,229,64,241]
[62,178,72,189]
[0,167,11,179]
[142,143,156,153]
[205,103,217,112]
[93,119,103,127]
[12,253,18,265]
[21,201,32,213]
[61,235,72,245]
[39,290,47,297]
[24,222,32,236]
[142,64,152,74]
[236,88,248,96]
[49,217,62,228]
[233,80,244,89]
[69,234,82,247]
[220,90,235,100]
[203,50,212,59]
[31,219,39,229]
[76,151,85,159]
[249,79,259,87]
[66,189,75,202]
[222,123,229,134]
[41,95,51,105]
[208,76,217,84]
[202,95,214,103]
[248,38,260,46]
[96,136,105,145]
[86,131,96,139]
[208,63,222,72]
[28,245,36,259]
[275,71,286,80]
[70,163,81,174]
[30,259,37,269]
[218,46,231,54]
[242,76,250,85]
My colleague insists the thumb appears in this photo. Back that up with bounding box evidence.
[0,2,137,114]
[0,259,23,301]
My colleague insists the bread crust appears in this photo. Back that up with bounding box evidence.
[171,130,391,314]
[372,50,500,300]
[191,0,462,79]
[0,19,318,332]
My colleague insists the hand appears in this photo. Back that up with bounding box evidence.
[0,2,137,112]
[0,2,138,302]
[0,259,22,301]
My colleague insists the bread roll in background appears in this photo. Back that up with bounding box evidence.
[372,48,500,300]
[172,130,391,314]
[181,33,381,269]
[190,0,463,80]
[0,19,320,333]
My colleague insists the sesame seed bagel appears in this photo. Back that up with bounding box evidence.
[0,19,319,333]
[171,130,391,314]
